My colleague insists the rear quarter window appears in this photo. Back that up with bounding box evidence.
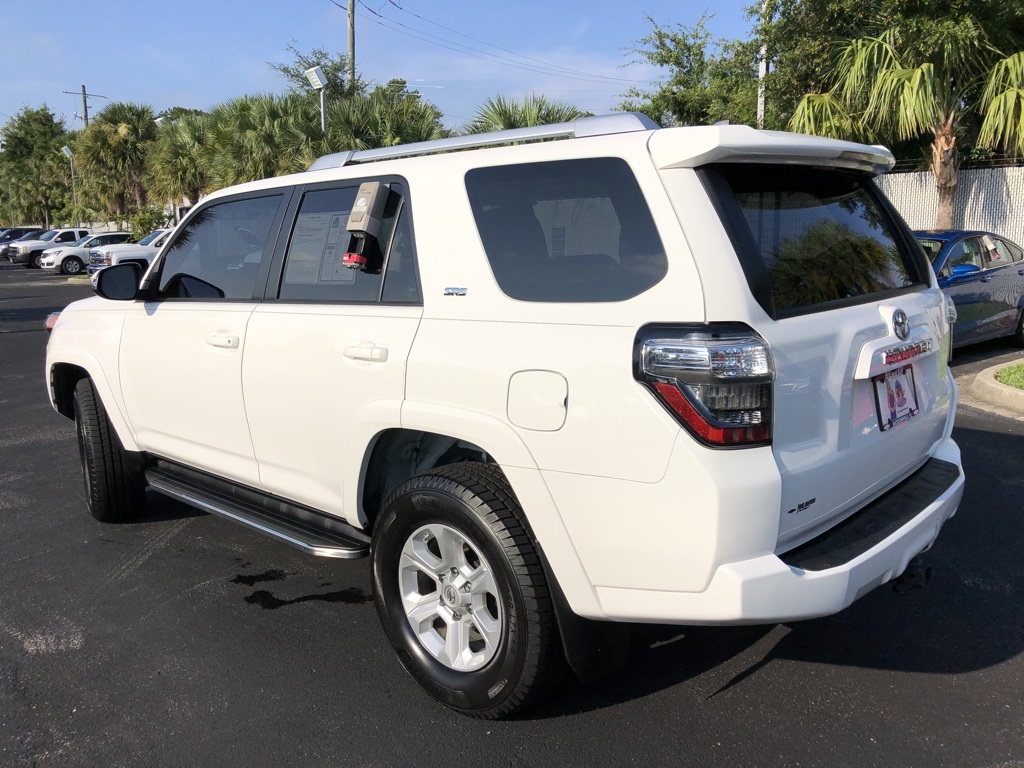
[465,157,668,302]
[701,164,928,319]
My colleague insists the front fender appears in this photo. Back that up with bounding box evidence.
[45,307,137,452]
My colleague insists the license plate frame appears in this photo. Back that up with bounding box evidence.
[873,364,920,432]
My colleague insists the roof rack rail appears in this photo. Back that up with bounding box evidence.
[307,112,659,172]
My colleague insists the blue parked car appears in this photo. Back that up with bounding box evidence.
[915,229,1024,349]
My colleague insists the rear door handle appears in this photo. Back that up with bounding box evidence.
[205,331,240,349]
[980,276,991,282]
[343,344,389,362]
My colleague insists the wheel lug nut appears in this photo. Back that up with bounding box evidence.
[461,583,471,592]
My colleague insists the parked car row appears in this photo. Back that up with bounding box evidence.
[3,228,92,267]
[0,226,173,280]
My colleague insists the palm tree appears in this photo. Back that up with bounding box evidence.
[978,51,1024,158]
[465,94,591,134]
[204,93,322,187]
[788,17,1021,229]
[329,86,450,150]
[145,113,211,206]
[76,102,158,217]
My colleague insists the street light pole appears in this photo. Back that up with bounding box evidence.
[304,66,329,136]
[62,146,79,228]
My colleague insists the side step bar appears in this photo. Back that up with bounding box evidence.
[146,462,370,559]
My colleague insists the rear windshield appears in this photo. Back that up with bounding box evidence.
[466,158,668,302]
[701,164,927,318]
[916,238,946,265]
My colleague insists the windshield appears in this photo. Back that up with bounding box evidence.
[17,231,46,241]
[916,238,947,265]
[137,230,164,245]
[72,236,94,247]
[39,230,59,242]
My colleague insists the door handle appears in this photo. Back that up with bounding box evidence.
[980,276,991,282]
[1018,269,1024,276]
[343,344,389,362]
[205,331,240,349]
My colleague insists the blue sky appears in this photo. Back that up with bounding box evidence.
[0,0,755,131]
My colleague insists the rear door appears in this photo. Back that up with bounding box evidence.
[978,234,1024,335]
[699,163,951,548]
[242,179,423,520]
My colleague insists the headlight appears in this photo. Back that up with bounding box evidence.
[49,249,63,258]
[100,252,112,265]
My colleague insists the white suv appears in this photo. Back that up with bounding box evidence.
[46,113,964,718]
[40,231,132,274]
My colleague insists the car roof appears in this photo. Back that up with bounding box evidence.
[914,229,992,239]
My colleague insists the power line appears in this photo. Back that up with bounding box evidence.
[384,0,645,85]
[354,3,649,87]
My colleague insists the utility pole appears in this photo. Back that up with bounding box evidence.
[348,0,356,91]
[756,0,770,129]
[62,85,108,127]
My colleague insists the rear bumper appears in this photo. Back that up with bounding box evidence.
[592,437,963,624]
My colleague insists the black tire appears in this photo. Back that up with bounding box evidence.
[1013,309,1024,348]
[61,256,85,275]
[28,251,42,269]
[73,378,146,523]
[371,462,560,719]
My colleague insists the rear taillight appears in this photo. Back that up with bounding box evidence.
[634,324,773,447]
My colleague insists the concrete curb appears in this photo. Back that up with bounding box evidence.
[964,357,1024,421]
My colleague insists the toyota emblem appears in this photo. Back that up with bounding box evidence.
[893,309,910,341]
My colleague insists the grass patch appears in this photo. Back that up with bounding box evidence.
[995,363,1024,390]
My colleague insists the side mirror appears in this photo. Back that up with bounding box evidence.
[95,263,141,300]
[950,263,980,278]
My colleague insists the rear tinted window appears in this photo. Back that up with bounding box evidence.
[466,158,667,302]
[703,165,926,318]
[917,238,946,265]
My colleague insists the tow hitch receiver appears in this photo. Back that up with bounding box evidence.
[892,557,931,593]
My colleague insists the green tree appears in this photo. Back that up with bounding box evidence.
[76,102,158,218]
[464,94,590,133]
[621,15,759,128]
[332,84,450,147]
[146,112,212,206]
[788,16,1022,228]
[978,51,1024,157]
[0,106,69,227]
[204,92,322,187]
[268,43,365,99]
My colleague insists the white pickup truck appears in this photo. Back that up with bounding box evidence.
[87,228,172,286]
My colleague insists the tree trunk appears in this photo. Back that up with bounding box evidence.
[931,123,957,230]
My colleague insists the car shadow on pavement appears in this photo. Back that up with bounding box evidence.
[526,421,1024,719]
[126,490,206,524]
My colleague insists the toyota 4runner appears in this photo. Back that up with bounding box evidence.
[46,113,965,719]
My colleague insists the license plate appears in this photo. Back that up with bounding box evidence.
[873,365,920,431]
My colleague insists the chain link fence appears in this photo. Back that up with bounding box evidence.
[876,166,1024,245]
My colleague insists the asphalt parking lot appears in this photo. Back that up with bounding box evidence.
[1,264,1022,767]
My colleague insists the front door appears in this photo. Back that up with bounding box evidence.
[118,192,288,487]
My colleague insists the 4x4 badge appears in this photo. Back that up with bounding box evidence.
[893,309,910,341]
